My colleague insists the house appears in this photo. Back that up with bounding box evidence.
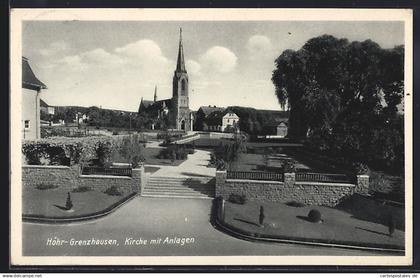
[22,57,47,140]
[198,109,240,133]
[40,99,55,115]
[138,28,192,131]
[222,112,240,132]
[194,105,225,131]
[276,121,288,137]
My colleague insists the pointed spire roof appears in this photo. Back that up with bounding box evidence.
[176,28,187,73]
[153,85,157,102]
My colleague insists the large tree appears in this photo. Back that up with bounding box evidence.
[272,35,404,173]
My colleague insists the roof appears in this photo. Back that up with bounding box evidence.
[22,57,47,90]
[223,111,239,119]
[198,106,225,117]
[205,110,225,126]
[40,99,49,107]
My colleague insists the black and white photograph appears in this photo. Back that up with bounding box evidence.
[10,8,413,266]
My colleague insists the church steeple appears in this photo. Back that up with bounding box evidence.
[153,85,157,102]
[176,28,187,73]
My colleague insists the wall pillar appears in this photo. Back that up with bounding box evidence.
[132,164,144,194]
[356,175,369,195]
[215,170,227,198]
[284,172,295,187]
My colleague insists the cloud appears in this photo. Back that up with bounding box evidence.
[246,35,273,53]
[200,46,237,73]
[39,41,69,56]
[83,48,124,66]
[186,59,201,76]
[115,39,169,66]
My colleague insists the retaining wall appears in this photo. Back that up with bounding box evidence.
[216,171,368,207]
[22,165,143,194]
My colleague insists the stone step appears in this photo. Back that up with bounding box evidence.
[146,182,214,187]
[148,178,214,183]
[144,186,215,191]
[142,190,214,197]
[141,194,213,200]
[143,189,214,195]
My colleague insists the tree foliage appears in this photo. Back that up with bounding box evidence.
[272,35,404,174]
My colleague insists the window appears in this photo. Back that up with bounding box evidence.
[181,79,186,94]
[24,120,30,129]
[227,119,230,123]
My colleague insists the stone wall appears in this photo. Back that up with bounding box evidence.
[216,171,365,207]
[22,165,142,194]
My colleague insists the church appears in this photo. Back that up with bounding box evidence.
[138,28,192,131]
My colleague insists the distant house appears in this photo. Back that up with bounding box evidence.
[194,105,225,131]
[40,99,55,115]
[222,112,239,132]
[276,121,288,137]
[22,57,47,140]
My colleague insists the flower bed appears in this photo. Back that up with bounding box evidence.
[23,187,133,219]
[219,199,404,251]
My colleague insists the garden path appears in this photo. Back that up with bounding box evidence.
[149,149,215,178]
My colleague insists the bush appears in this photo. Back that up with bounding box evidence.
[352,162,370,175]
[35,183,58,190]
[104,185,122,196]
[283,159,296,173]
[228,193,247,205]
[22,136,112,166]
[286,201,306,207]
[157,145,188,161]
[114,134,145,167]
[94,141,113,167]
[72,186,93,193]
[308,209,322,223]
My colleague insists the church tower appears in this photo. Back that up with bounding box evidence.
[172,28,190,131]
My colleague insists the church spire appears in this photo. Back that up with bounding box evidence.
[176,27,187,73]
[153,85,157,102]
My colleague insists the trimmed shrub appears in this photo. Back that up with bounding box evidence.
[259,205,265,226]
[72,186,93,193]
[104,185,122,196]
[308,209,322,223]
[228,193,247,205]
[35,183,58,190]
[388,214,396,237]
[65,192,73,210]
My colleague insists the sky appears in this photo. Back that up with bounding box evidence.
[23,21,404,112]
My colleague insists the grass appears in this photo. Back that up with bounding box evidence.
[23,187,131,218]
[223,200,404,249]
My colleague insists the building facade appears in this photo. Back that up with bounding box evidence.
[222,112,239,132]
[22,57,47,140]
[138,28,192,131]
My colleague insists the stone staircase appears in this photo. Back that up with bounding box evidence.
[142,176,215,199]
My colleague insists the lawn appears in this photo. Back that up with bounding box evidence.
[23,187,132,218]
[143,147,185,166]
[223,200,404,250]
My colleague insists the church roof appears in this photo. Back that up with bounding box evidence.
[22,57,47,90]
[198,106,225,117]
[176,28,187,73]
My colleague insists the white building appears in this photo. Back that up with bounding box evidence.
[22,57,47,140]
[222,112,239,132]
